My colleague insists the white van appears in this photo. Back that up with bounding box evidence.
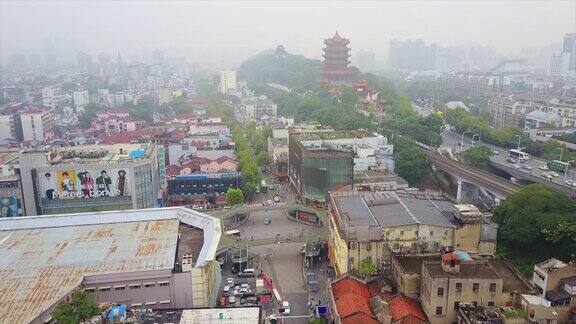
[239,268,256,278]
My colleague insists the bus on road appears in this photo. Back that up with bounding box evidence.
[508,149,529,161]
[547,160,568,173]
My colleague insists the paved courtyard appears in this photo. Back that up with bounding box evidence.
[238,209,322,241]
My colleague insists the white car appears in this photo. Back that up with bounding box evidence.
[492,150,499,155]
[565,180,574,186]
[521,164,532,170]
[540,172,553,180]
[223,285,231,293]
[274,196,280,202]
[226,278,234,285]
[267,199,273,206]
[538,165,549,171]
[280,301,291,315]
[549,171,560,178]
[233,288,252,296]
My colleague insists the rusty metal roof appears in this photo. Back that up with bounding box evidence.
[0,219,179,324]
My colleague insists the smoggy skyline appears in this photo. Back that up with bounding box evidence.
[1,1,575,66]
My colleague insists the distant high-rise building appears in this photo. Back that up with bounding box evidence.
[321,32,352,84]
[20,108,53,143]
[77,51,92,71]
[562,33,575,70]
[389,39,437,71]
[549,51,571,76]
[354,50,377,72]
[218,70,237,94]
[98,53,112,65]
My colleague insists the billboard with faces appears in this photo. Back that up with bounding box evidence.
[40,168,130,200]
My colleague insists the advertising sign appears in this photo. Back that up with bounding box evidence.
[41,168,130,200]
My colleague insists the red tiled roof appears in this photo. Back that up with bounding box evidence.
[332,276,375,322]
[341,312,379,324]
[389,295,428,323]
[214,155,236,164]
[166,165,181,177]
[99,130,141,144]
[335,293,373,319]
[21,108,48,114]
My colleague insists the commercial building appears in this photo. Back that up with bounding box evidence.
[268,124,289,180]
[234,95,277,124]
[0,114,15,141]
[0,206,222,324]
[166,172,241,208]
[328,192,498,277]
[488,95,535,128]
[20,108,53,142]
[19,143,160,215]
[218,70,237,94]
[328,191,457,276]
[289,131,393,203]
[524,110,563,129]
[0,150,23,217]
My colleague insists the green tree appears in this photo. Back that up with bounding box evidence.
[52,290,99,324]
[226,188,244,206]
[127,96,155,122]
[78,103,104,129]
[359,258,377,277]
[257,151,270,166]
[493,184,576,273]
[395,148,426,185]
[462,146,492,169]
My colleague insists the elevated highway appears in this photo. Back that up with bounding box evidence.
[428,152,522,201]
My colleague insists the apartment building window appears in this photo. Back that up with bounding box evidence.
[490,283,497,292]
[84,288,96,293]
[400,230,404,235]
[144,283,156,288]
[158,281,170,287]
[436,306,443,315]
[99,287,111,292]
[455,282,462,293]
[488,302,495,306]
[129,284,141,290]
[473,283,479,292]
[437,287,444,296]
[429,231,434,236]
[114,285,126,291]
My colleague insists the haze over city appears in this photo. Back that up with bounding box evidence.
[1,1,575,66]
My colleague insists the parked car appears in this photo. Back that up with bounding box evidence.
[227,278,235,285]
[538,165,549,171]
[233,288,252,296]
[239,268,256,278]
[549,171,560,178]
[228,295,236,305]
[223,285,231,293]
[565,179,574,186]
[506,157,517,163]
[492,150,499,155]
[274,196,280,202]
[240,296,258,304]
[280,301,291,315]
[264,218,271,225]
[513,164,521,169]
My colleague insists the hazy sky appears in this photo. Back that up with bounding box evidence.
[1,0,575,66]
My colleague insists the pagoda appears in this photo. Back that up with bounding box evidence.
[321,31,352,84]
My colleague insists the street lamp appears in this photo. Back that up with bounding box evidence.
[513,135,521,150]
[558,147,564,162]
